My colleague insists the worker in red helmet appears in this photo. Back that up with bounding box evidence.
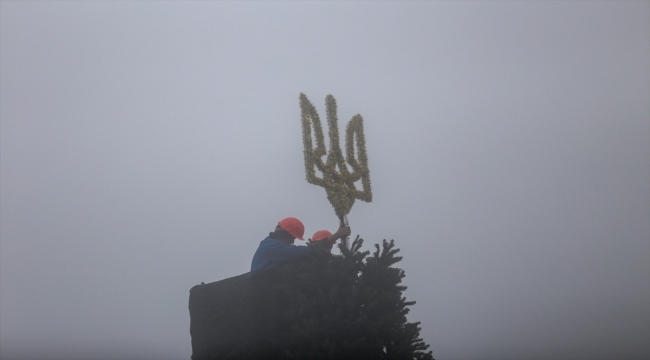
[250,217,350,271]
[310,230,336,252]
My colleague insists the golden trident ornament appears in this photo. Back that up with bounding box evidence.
[300,93,372,248]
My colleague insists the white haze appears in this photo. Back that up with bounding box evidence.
[1,2,648,359]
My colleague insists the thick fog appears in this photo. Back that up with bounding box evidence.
[1,2,648,359]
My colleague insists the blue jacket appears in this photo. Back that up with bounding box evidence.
[250,236,314,271]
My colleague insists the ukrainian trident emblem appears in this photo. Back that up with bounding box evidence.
[299,93,372,246]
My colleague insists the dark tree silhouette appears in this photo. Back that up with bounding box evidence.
[273,236,434,360]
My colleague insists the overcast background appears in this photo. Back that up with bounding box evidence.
[1,2,648,359]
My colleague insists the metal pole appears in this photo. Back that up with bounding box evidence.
[339,215,350,251]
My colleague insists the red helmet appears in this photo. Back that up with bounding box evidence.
[278,217,305,240]
[312,230,333,242]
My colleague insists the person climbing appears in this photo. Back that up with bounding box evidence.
[250,217,350,271]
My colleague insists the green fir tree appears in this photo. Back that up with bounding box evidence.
[273,236,434,360]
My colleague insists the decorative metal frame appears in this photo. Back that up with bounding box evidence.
[300,93,372,219]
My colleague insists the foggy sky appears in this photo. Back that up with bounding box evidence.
[1,2,648,359]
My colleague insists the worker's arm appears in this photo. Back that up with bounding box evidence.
[267,239,314,261]
[251,237,315,271]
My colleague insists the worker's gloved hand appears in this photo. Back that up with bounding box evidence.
[331,225,351,241]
